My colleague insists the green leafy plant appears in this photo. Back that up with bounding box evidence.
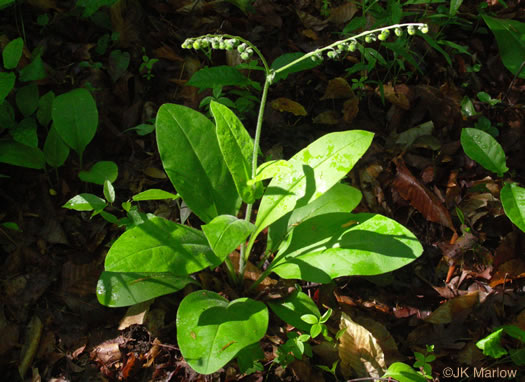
[139,48,159,80]
[383,344,436,382]
[0,37,100,172]
[459,128,525,233]
[67,23,428,375]
[476,325,525,366]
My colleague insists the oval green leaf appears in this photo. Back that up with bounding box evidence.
[268,290,320,332]
[482,15,525,79]
[271,213,423,282]
[103,179,115,204]
[78,160,118,185]
[132,189,180,201]
[156,103,240,223]
[460,128,508,176]
[63,193,107,212]
[177,290,268,374]
[37,90,55,127]
[104,216,218,274]
[383,362,427,382]
[0,140,45,169]
[0,72,15,104]
[96,271,199,307]
[44,125,70,168]
[254,130,373,244]
[271,52,321,83]
[15,84,39,117]
[187,66,258,90]
[267,183,363,252]
[52,88,98,157]
[211,101,262,203]
[201,214,255,264]
[501,183,525,233]
[2,37,23,70]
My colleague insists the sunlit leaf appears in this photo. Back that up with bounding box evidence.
[461,128,508,176]
[500,183,525,233]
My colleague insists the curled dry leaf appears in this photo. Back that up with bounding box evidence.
[313,110,339,125]
[489,258,525,287]
[327,2,357,24]
[321,77,354,100]
[392,157,456,234]
[343,97,359,124]
[338,312,399,378]
[425,291,479,324]
[271,98,307,116]
[381,83,411,110]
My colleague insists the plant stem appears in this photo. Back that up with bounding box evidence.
[272,23,426,78]
[238,74,272,283]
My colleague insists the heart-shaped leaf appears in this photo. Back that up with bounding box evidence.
[211,101,262,203]
[267,183,362,252]
[253,130,373,248]
[177,290,268,374]
[202,215,255,264]
[156,103,240,223]
[271,213,422,282]
[460,128,508,176]
[52,88,98,158]
[104,216,218,274]
[96,271,199,307]
[501,183,525,233]
[268,290,320,332]
[78,160,118,185]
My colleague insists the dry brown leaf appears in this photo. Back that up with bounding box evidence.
[392,157,456,233]
[153,45,184,62]
[119,301,153,330]
[343,97,359,124]
[230,252,277,290]
[328,2,357,24]
[302,29,318,40]
[313,110,339,125]
[381,83,411,110]
[425,291,479,324]
[271,98,307,116]
[296,10,328,31]
[321,77,354,100]
[338,312,395,378]
[490,259,525,287]
[144,167,167,179]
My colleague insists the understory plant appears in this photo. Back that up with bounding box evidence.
[67,23,429,375]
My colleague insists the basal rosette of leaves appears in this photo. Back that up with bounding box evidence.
[94,24,427,375]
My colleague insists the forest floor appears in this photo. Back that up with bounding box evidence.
[1,0,525,381]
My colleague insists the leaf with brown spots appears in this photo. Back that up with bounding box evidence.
[392,157,456,233]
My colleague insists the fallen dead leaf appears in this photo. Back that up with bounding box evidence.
[490,259,525,287]
[153,45,184,62]
[302,29,318,40]
[392,157,456,234]
[343,97,359,124]
[425,291,479,324]
[119,301,153,330]
[313,110,339,125]
[321,77,354,100]
[338,312,397,378]
[271,98,307,116]
[328,2,357,24]
[381,83,411,110]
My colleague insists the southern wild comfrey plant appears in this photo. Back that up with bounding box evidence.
[73,23,428,375]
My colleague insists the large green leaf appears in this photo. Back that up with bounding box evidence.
[460,128,508,176]
[501,183,525,233]
[78,160,118,185]
[267,290,320,332]
[211,100,261,203]
[62,193,107,212]
[482,15,525,79]
[271,213,423,283]
[2,37,23,70]
[177,290,268,374]
[156,104,240,223]
[104,216,218,274]
[44,125,70,168]
[132,189,180,201]
[0,72,16,104]
[202,215,255,264]
[187,66,258,90]
[0,140,45,169]
[253,130,373,245]
[267,183,362,252]
[52,88,98,157]
[96,271,198,307]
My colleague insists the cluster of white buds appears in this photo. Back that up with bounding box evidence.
[181,36,254,60]
[310,23,429,63]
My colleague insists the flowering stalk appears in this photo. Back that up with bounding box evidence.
[181,23,429,285]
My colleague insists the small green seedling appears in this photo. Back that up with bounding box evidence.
[139,48,159,80]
